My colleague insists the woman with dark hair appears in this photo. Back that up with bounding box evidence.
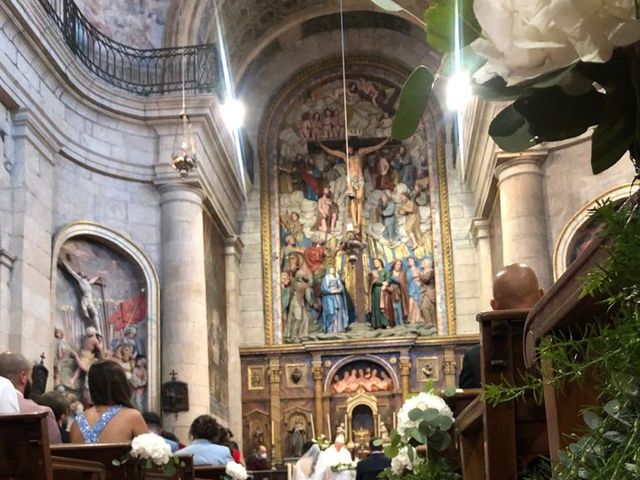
[176,415,234,465]
[70,360,148,443]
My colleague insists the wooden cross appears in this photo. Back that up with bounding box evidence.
[169,369,178,381]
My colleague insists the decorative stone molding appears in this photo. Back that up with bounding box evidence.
[224,235,245,262]
[469,217,491,246]
[495,152,549,186]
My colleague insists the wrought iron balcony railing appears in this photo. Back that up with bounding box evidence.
[38,0,219,95]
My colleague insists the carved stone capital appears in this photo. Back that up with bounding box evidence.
[469,217,491,245]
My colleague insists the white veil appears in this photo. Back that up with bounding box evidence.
[293,444,322,480]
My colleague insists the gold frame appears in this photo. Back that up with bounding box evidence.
[247,366,266,391]
[284,363,308,389]
[259,56,456,344]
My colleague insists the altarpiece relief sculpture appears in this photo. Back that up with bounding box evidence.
[55,236,149,410]
[264,61,452,343]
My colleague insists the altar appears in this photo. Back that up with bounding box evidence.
[239,336,477,463]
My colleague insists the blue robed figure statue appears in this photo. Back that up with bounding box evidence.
[321,266,350,333]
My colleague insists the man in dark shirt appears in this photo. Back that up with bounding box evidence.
[459,263,544,389]
[246,445,270,471]
[356,439,391,480]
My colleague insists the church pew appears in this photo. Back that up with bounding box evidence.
[50,443,134,480]
[191,465,226,479]
[524,232,608,464]
[51,456,106,480]
[479,309,549,479]
[0,412,54,480]
[455,396,484,480]
[52,443,194,480]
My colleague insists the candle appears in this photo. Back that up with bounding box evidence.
[271,420,275,446]
[393,412,397,430]
[344,413,348,440]
[327,413,332,442]
[309,413,316,439]
[377,414,381,435]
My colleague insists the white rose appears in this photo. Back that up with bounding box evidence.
[471,0,640,85]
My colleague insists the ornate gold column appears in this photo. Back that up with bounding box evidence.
[443,346,458,388]
[312,358,324,438]
[268,357,282,464]
[400,356,411,400]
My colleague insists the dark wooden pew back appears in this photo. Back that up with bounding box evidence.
[0,412,53,480]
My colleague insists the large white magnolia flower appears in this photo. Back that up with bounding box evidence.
[396,392,454,439]
[472,0,640,85]
[130,433,172,467]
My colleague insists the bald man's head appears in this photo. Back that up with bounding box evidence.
[0,351,32,394]
[491,264,544,311]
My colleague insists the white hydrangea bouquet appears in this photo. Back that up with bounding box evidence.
[379,383,459,480]
[113,433,183,478]
[372,0,640,176]
[225,461,250,480]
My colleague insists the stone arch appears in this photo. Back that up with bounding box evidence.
[323,354,398,392]
[552,184,636,279]
[51,221,160,411]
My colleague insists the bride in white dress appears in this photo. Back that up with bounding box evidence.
[293,443,321,480]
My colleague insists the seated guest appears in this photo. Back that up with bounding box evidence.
[0,352,61,443]
[0,374,19,414]
[459,263,545,388]
[35,391,71,443]
[70,360,148,443]
[230,440,244,465]
[246,445,269,471]
[176,415,234,465]
[143,411,179,452]
[162,430,185,449]
[356,439,391,480]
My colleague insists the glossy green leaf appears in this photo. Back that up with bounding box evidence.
[591,82,635,174]
[408,427,426,444]
[423,380,435,394]
[489,105,539,152]
[391,66,434,140]
[604,399,622,417]
[370,0,403,12]
[112,460,121,467]
[424,0,481,53]
[384,445,399,458]
[514,87,605,142]
[390,430,401,446]
[418,420,434,437]
[372,438,384,448]
[473,76,525,101]
[164,462,177,477]
[433,414,454,431]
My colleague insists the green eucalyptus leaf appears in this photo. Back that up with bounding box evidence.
[112,459,122,467]
[489,105,539,152]
[443,385,457,398]
[391,66,434,140]
[408,427,426,444]
[370,0,403,12]
[583,410,602,431]
[418,420,434,437]
[424,0,481,53]
[385,445,399,458]
[423,408,440,421]
[408,408,424,421]
[433,414,454,431]
[390,430,401,445]
[164,462,177,477]
[603,430,627,444]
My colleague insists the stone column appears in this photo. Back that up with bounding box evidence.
[0,249,16,346]
[224,235,244,444]
[312,359,324,438]
[400,357,411,400]
[159,183,210,441]
[495,155,552,288]
[470,218,493,311]
[268,357,282,465]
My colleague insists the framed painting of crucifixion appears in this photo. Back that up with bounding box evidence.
[259,57,455,345]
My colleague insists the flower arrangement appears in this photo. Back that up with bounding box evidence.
[331,461,358,472]
[225,461,250,480]
[380,383,459,480]
[371,0,640,175]
[113,433,183,478]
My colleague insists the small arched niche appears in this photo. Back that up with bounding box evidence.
[326,355,397,394]
[51,222,160,411]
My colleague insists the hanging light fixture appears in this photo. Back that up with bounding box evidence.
[170,26,197,177]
